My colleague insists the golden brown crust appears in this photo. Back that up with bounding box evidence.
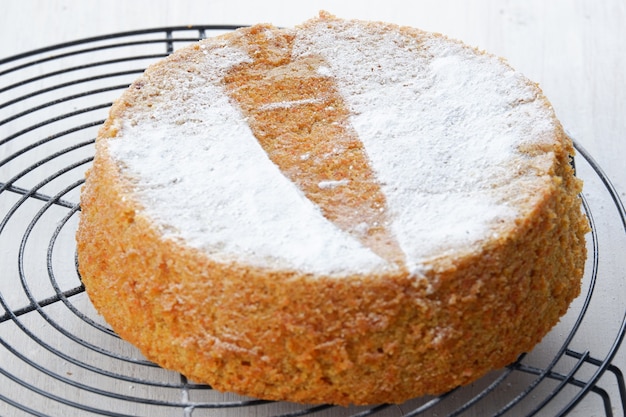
[77,15,589,406]
[77,135,587,405]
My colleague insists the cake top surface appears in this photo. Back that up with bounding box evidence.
[104,13,560,277]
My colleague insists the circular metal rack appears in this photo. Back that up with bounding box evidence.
[0,26,625,417]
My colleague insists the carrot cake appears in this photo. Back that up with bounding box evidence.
[76,12,589,405]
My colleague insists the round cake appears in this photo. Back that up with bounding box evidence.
[77,12,589,405]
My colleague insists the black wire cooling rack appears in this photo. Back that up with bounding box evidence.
[1,26,625,417]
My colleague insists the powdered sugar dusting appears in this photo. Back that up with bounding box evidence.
[318,179,350,189]
[292,18,557,269]
[259,97,325,111]
[106,18,560,275]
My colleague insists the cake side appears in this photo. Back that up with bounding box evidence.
[77,131,587,404]
[76,13,589,405]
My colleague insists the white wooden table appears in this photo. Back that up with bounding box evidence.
[1,1,624,416]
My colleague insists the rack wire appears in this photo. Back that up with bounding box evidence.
[1,26,625,417]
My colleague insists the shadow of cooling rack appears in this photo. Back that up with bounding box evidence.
[0,26,625,417]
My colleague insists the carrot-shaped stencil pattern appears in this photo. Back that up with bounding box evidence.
[224,26,405,267]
